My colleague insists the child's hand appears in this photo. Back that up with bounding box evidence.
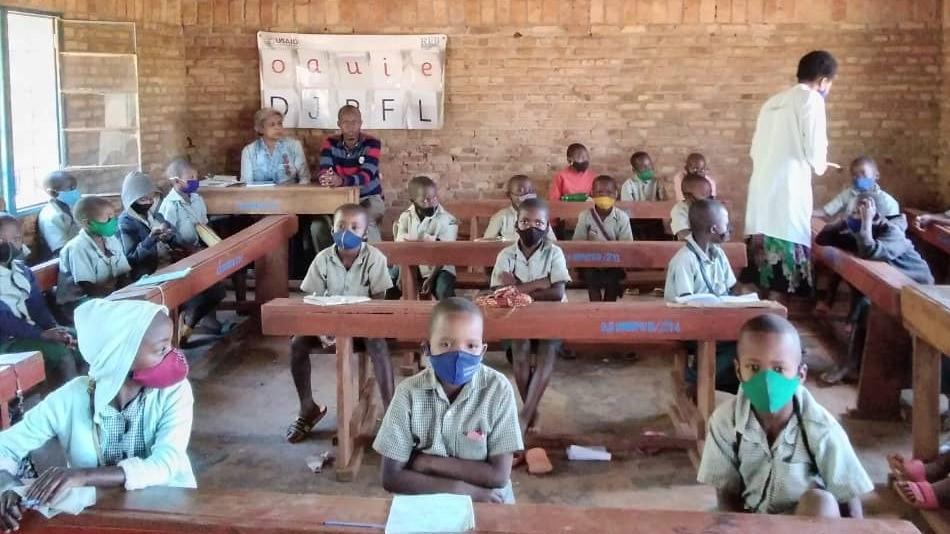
[422,234,437,242]
[472,486,506,503]
[0,489,23,532]
[499,271,519,287]
[149,227,165,239]
[24,467,87,507]
[41,328,71,346]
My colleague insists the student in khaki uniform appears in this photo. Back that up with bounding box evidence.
[621,151,667,202]
[490,198,570,433]
[374,297,523,503]
[573,175,633,302]
[483,175,556,242]
[56,196,131,321]
[665,199,739,395]
[158,158,210,251]
[698,314,873,518]
[815,156,899,220]
[394,176,458,300]
[287,204,394,444]
[670,153,718,202]
[671,172,714,240]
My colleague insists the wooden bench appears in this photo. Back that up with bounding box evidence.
[30,259,59,293]
[110,215,298,314]
[202,185,360,215]
[34,487,921,534]
[811,218,919,419]
[905,208,950,283]
[0,352,44,428]
[383,200,676,240]
[375,240,748,298]
[261,298,786,480]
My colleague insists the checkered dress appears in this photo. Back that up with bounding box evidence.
[98,391,147,466]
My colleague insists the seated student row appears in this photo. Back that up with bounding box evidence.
[0,177,931,531]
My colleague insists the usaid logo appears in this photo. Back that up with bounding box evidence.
[270,35,299,47]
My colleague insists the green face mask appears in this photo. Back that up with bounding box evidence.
[740,369,801,414]
[637,169,656,182]
[88,217,118,238]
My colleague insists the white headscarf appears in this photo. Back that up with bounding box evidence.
[75,299,168,415]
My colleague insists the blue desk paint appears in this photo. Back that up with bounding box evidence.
[235,201,280,212]
[568,252,621,264]
[217,255,244,275]
[600,320,681,334]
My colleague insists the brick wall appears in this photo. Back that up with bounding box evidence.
[180,0,948,231]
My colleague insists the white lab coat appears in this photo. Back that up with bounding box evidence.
[745,84,829,247]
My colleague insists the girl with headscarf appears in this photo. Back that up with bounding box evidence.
[0,299,195,532]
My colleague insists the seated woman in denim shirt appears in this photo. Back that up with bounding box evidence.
[240,108,310,185]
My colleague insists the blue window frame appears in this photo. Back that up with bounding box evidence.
[0,8,64,215]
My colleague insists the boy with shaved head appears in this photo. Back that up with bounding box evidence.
[697,314,873,518]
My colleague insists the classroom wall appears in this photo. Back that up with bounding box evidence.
[179,0,948,231]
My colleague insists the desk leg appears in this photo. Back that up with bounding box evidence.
[399,263,420,374]
[255,243,289,306]
[0,402,9,429]
[336,337,356,481]
[855,308,911,420]
[912,337,942,462]
[697,340,716,438]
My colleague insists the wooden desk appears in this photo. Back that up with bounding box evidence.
[384,200,677,240]
[905,208,950,283]
[110,215,298,321]
[375,240,748,298]
[262,298,786,479]
[30,259,58,293]
[201,185,359,215]
[35,487,921,534]
[811,218,918,419]
[903,285,950,462]
[0,352,45,428]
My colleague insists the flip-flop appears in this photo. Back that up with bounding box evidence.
[889,455,927,483]
[525,447,553,475]
[285,406,328,444]
[893,480,941,510]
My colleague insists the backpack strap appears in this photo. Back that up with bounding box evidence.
[588,208,616,241]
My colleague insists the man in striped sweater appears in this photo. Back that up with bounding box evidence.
[315,105,386,246]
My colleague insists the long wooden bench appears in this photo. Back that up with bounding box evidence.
[375,240,747,298]
[905,208,950,283]
[811,218,918,419]
[383,199,677,240]
[34,487,921,534]
[261,298,785,480]
[201,185,360,215]
[28,215,298,336]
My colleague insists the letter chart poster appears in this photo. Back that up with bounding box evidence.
[258,32,447,130]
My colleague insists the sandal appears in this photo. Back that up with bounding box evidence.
[525,447,553,475]
[894,480,940,510]
[285,405,328,444]
[889,454,927,483]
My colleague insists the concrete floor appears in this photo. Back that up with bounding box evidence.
[27,290,942,531]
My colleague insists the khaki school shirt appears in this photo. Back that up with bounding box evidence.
[490,240,571,302]
[0,265,32,323]
[670,200,690,236]
[158,188,209,248]
[394,205,459,277]
[664,235,736,302]
[300,244,392,297]
[697,387,874,514]
[56,230,131,304]
[620,177,667,201]
[483,206,556,242]
[373,365,524,503]
[572,207,634,241]
[821,185,900,219]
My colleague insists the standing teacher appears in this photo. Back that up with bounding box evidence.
[745,50,837,298]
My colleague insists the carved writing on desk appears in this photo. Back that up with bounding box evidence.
[600,320,682,334]
[567,252,621,264]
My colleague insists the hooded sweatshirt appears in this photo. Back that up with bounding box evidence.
[815,214,935,285]
[119,172,169,279]
[0,299,196,491]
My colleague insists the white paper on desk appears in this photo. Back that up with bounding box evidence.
[0,352,36,366]
[12,483,95,518]
[673,293,763,307]
[245,182,276,188]
[303,295,371,306]
[567,445,612,461]
[203,176,240,188]
[385,494,475,534]
[132,267,192,287]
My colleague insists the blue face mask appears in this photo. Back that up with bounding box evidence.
[853,176,874,192]
[332,229,363,250]
[428,349,482,386]
[846,217,863,233]
[57,188,81,208]
[182,179,200,194]
[818,87,829,100]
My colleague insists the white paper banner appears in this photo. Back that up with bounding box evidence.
[258,32,446,130]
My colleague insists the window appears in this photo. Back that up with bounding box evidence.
[0,11,140,214]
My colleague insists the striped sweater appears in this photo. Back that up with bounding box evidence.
[319,134,383,198]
